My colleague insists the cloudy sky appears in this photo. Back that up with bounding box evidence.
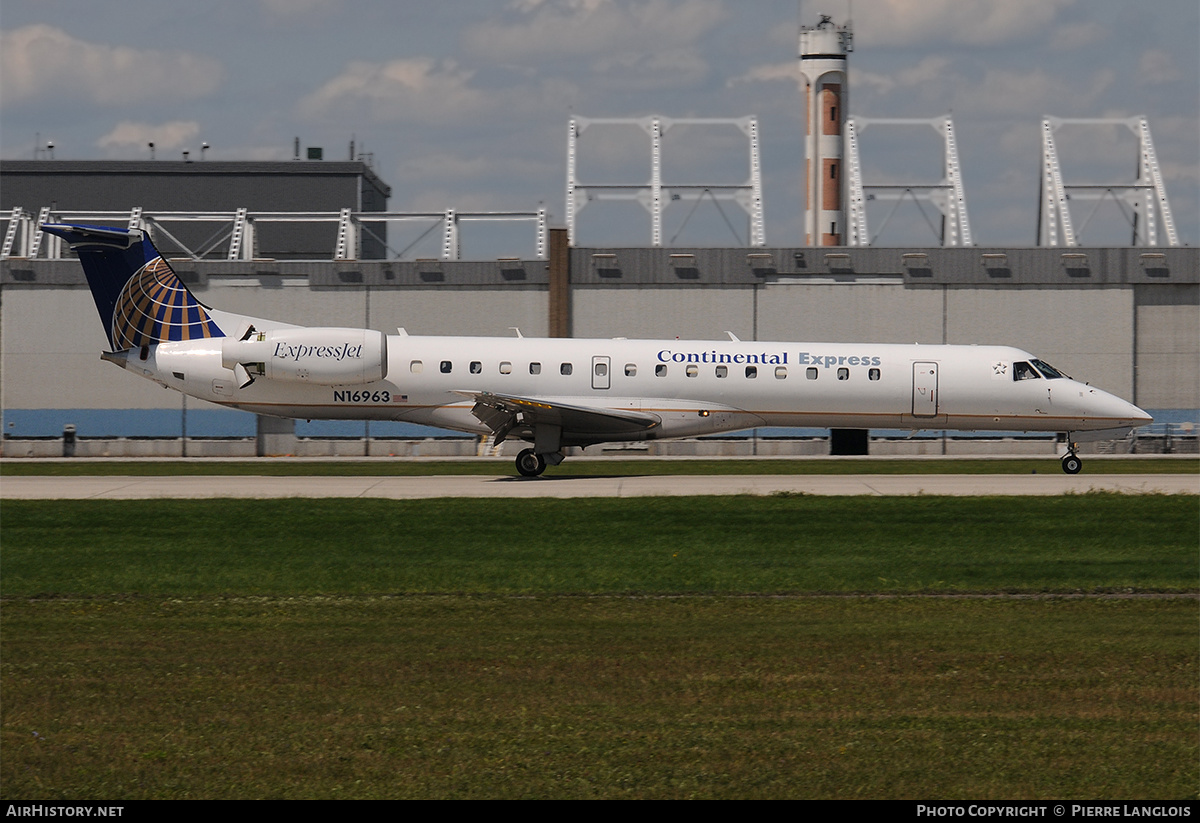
[2,0,1196,255]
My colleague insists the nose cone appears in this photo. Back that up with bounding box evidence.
[1098,388,1153,427]
[1061,381,1152,430]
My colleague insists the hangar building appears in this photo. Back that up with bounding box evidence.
[1,159,391,260]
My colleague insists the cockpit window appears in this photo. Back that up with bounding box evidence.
[1031,358,1066,379]
[1013,361,1040,381]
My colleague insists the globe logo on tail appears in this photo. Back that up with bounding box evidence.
[110,257,222,350]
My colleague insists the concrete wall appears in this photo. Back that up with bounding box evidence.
[1136,283,1200,408]
[573,287,756,340]
[756,283,942,343]
[202,279,550,337]
[943,286,1135,398]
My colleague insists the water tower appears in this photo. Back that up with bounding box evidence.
[798,14,852,246]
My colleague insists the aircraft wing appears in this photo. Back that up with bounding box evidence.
[456,391,661,446]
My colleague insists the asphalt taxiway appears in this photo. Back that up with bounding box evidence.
[2,473,1196,499]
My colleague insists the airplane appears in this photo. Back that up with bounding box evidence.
[42,221,1152,476]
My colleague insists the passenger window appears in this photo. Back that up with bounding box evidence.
[530,362,541,375]
[470,361,482,374]
[868,368,880,381]
[775,366,787,379]
[499,361,512,374]
[625,364,637,377]
[1013,361,1040,381]
[837,367,849,381]
[410,360,423,373]
[745,365,757,378]
[715,365,728,378]
[655,364,668,377]
[594,362,608,377]
[440,360,452,374]
[806,367,818,380]
[686,364,698,378]
[560,363,573,375]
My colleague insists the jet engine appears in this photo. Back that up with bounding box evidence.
[221,327,386,387]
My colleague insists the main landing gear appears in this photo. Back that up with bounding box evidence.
[516,448,547,477]
[1061,435,1082,474]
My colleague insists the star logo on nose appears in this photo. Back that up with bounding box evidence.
[992,362,1007,376]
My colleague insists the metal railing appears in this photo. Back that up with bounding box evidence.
[1,206,548,261]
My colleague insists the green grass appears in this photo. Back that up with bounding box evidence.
[2,596,1195,799]
[3,495,1197,799]
[1,456,1196,476]
[2,496,1196,595]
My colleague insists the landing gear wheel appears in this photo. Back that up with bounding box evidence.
[1061,453,1082,475]
[516,448,547,477]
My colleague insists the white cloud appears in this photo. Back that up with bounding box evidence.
[967,67,1116,117]
[0,25,222,107]
[853,58,1117,119]
[852,0,1078,47]
[590,48,711,89]
[1138,49,1182,84]
[459,0,727,92]
[464,0,726,61]
[727,61,799,87]
[297,58,486,124]
[97,121,201,154]
[852,57,952,98]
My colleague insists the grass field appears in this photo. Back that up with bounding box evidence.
[2,495,1197,799]
[2,496,1196,595]
[1,455,1196,476]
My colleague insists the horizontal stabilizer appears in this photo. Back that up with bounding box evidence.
[41,223,142,249]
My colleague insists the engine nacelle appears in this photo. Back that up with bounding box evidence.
[222,327,386,386]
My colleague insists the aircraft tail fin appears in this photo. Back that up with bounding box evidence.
[40,223,224,350]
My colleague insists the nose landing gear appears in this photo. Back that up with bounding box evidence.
[1061,435,1082,474]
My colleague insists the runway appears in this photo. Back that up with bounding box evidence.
[2,473,1196,499]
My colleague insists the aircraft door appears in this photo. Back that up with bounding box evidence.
[592,356,611,390]
[912,361,938,417]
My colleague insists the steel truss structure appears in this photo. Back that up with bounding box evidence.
[845,115,972,247]
[565,116,765,248]
[1038,116,1178,247]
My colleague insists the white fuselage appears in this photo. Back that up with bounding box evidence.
[118,312,1151,444]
